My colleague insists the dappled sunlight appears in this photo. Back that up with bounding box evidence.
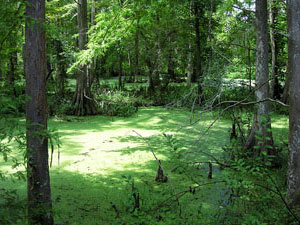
[4,106,281,224]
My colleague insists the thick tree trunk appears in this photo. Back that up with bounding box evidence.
[269,0,279,99]
[282,60,290,104]
[25,0,54,224]
[73,0,97,116]
[246,0,276,157]
[287,0,300,207]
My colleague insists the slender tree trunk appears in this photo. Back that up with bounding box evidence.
[146,56,155,94]
[152,36,161,88]
[167,35,176,82]
[73,0,97,116]
[118,44,123,89]
[187,1,193,87]
[56,40,66,98]
[193,0,203,103]
[134,18,140,82]
[9,50,17,97]
[25,0,54,224]
[91,1,95,25]
[287,0,300,207]
[128,51,133,81]
[187,42,193,86]
[246,0,276,157]
[0,59,2,80]
[89,1,96,86]
[247,34,252,92]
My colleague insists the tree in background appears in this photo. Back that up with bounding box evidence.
[246,0,276,158]
[73,0,97,116]
[25,0,54,224]
[287,0,300,207]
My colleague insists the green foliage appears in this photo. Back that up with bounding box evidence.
[48,94,74,116]
[220,85,255,103]
[95,88,140,117]
[0,93,25,115]
[0,189,26,225]
[220,153,292,224]
[219,112,295,224]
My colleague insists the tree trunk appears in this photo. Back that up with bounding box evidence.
[91,1,95,25]
[287,0,300,207]
[56,40,66,98]
[148,15,161,93]
[187,42,193,86]
[167,35,176,82]
[73,0,97,116]
[187,1,193,87]
[246,0,276,157]
[128,51,133,81]
[193,0,203,103]
[9,50,17,97]
[282,60,290,104]
[134,18,140,82]
[247,34,252,92]
[269,0,278,99]
[25,0,54,224]
[118,44,123,89]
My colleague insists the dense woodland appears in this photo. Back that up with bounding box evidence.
[1,0,300,224]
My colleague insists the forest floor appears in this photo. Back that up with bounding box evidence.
[1,106,288,224]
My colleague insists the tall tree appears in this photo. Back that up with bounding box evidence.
[25,0,54,224]
[73,0,97,116]
[134,18,140,82]
[246,0,276,157]
[269,0,280,99]
[287,0,300,207]
[193,0,202,86]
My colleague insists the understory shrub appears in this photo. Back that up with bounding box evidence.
[218,113,296,225]
[48,94,74,116]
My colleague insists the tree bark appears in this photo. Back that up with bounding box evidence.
[193,0,203,103]
[25,0,54,224]
[118,43,123,89]
[56,40,66,98]
[187,42,193,86]
[269,0,279,99]
[167,35,176,82]
[148,15,161,94]
[152,16,161,88]
[287,0,300,207]
[187,1,193,87]
[134,18,140,82]
[282,67,290,104]
[9,50,17,97]
[73,0,97,116]
[246,0,275,157]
